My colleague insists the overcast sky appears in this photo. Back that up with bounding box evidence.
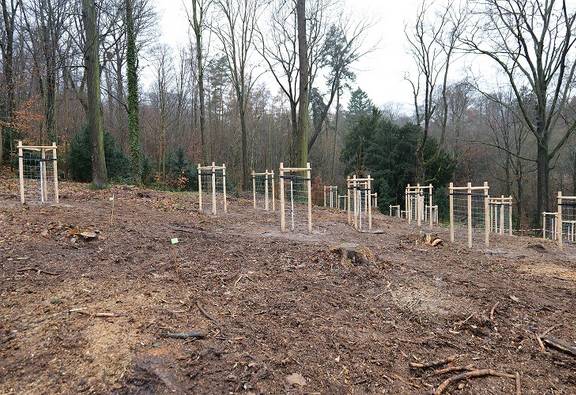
[149,0,481,112]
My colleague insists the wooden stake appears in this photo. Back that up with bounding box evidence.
[52,143,59,203]
[307,163,312,233]
[557,191,563,249]
[509,196,513,236]
[500,195,505,235]
[222,163,227,213]
[252,170,256,209]
[429,183,433,228]
[279,163,285,232]
[449,182,454,243]
[211,162,216,215]
[467,182,473,248]
[265,171,269,211]
[271,171,275,211]
[40,148,46,203]
[197,164,202,212]
[484,182,490,246]
[367,175,372,230]
[18,141,25,204]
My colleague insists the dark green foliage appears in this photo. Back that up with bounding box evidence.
[341,107,456,217]
[68,127,130,182]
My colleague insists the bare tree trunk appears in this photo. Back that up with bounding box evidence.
[295,0,309,168]
[82,0,107,187]
[331,87,340,181]
[126,0,141,182]
[536,139,549,216]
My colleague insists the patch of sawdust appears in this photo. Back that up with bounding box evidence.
[83,319,135,387]
[519,263,576,282]
[391,284,473,317]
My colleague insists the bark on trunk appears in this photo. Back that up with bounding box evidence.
[295,0,309,168]
[536,139,549,222]
[82,0,108,187]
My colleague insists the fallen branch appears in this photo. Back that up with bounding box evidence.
[17,267,59,276]
[196,301,221,329]
[410,355,457,369]
[537,325,562,353]
[160,331,205,339]
[516,372,521,395]
[490,302,499,321]
[434,369,516,394]
[431,365,475,376]
[542,336,576,357]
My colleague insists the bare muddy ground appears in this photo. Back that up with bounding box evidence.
[1,177,576,394]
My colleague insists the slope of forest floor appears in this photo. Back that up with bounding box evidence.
[1,177,576,394]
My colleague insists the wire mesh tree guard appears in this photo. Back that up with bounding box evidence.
[337,194,348,210]
[489,195,513,236]
[279,162,312,233]
[18,141,59,204]
[371,192,378,210]
[557,192,576,249]
[449,182,490,248]
[197,162,227,215]
[252,170,275,211]
[405,184,435,227]
[542,211,558,241]
[346,175,373,231]
[389,204,401,218]
[323,185,338,208]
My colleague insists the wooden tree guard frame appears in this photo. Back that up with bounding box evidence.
[371,192,378,209]
[18,141,59,204]
[542,211,558,241]
[557,192,576,249]
[389,204,401,218]
[338,195,348,210]
[489,195,513,236]
[279,162,312,233]
[449,182,490,248]
[405,183,434,227]
[252,170,275,211]
[197,162,227,215]
[323,185,338,208]
[347,175,373,231]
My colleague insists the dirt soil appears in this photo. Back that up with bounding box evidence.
[1,177,576,394]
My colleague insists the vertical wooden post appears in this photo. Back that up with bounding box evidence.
[271,171,275,211]
[467,182,473,248]
[18,141,25,204]
[52,143,59,203]
[406,184,411,224]
[347,177,351,224]
[211,162,216,215]
[500,195,505,235]
[40,148,47,203]
[323,186,326,207]
[279,163,285,232]
[252,170,256,209]
[429,184,433,227]
[197,164,202,212]
[265,171,269,211]
[558,191,563,249]
[542,212,546,240]
[484,182,490,246]
[307,163,312,233]
[416,184,421,227]
[508,196,513,236]
[367,175,372,230]
[449,182,454,243]
[222,164,227,213]
[352,175,358,229]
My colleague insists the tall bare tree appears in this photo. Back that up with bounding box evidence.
[0,0,21,164]
[212,0,259,189]
[296,0,309,167]
[462,0,576,220]
[82,0,107,187]
[406,0,465,182]
[185,0,211,163]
